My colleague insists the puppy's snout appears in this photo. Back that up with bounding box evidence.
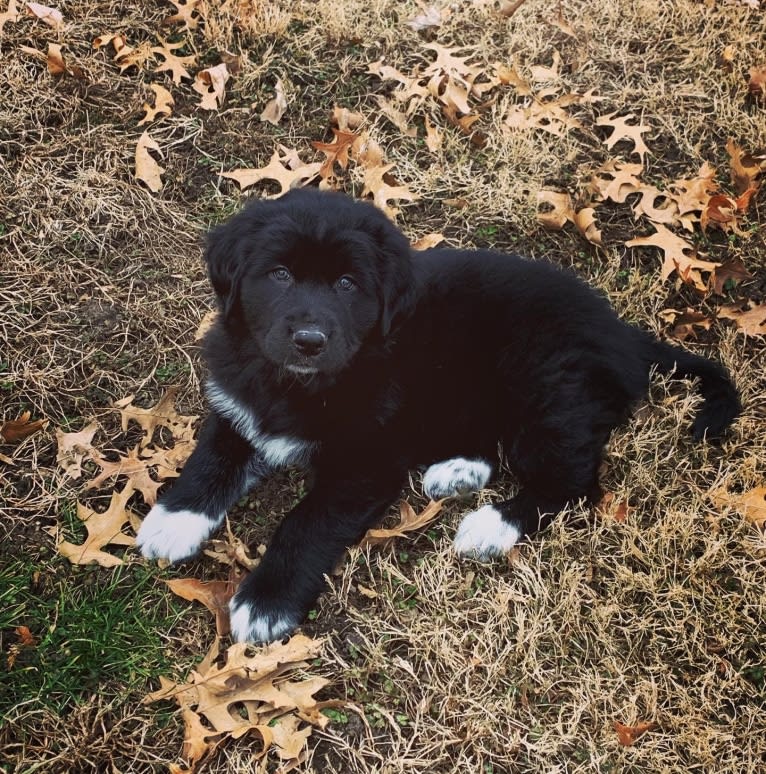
[293,328,327,356]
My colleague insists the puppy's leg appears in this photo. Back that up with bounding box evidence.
[422,456,495,499]
[229,467,406,643]
[454,425,604,559]
[137,413,268,563]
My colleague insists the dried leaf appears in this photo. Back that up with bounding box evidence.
[0,0,20,34]
[152,38,196,84]
[115,388,198,448]
[596,492,630,523]
[330,106,364,131]
[596,112,651,162]
[614,720,657,746]
[144,635,329,772]
[710,258,752,295]
[1,411,48,444]
[711,486,766,530]
[260,78,287,125]
[423,114,442,153]
[55,421,99,479]
[134,131,165,193]
[166,577,238,636]
[222,149,322,195]
[625,223,719,291]
[26,2,63,29]
[195,309,218,341]
[717,302,766,337]
[138,84,175,125]
[86,446,162,505]
[537,190,601,244]
[360,499,443,548]
[747,63,766,98]
[163,0,204,30]
[726,138,766,195]
[361,163,419,218]
[657,308,712,341]
[407,3,449,31]
[193,63,230,111]
[311,128,358,179]
[58,482,137,567]
[412,233,445,250]
[589,159,644,204]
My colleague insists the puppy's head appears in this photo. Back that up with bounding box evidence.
[205,189,415,382]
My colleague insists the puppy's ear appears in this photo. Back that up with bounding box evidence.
[373,221,416,337]
[204,221,245,318]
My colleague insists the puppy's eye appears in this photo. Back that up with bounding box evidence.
[271,267,293,283]
[336,275,355,291]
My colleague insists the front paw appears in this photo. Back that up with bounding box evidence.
[136,503,219,563]
[228,573,307,643]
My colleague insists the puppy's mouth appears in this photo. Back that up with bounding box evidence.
[285,364,319,376]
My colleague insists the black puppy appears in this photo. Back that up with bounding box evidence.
[137,188,740,642]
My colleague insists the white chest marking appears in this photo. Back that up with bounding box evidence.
[206,380,313,468]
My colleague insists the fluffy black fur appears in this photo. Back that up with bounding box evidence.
[137,188,740,642]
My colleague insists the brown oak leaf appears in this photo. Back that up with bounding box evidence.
[360,499,443,548]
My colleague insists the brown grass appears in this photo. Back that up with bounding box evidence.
[1,0,765,772]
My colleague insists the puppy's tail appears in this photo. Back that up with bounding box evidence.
[647,337,740,440]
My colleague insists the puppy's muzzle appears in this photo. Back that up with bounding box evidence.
[292,328,327,356]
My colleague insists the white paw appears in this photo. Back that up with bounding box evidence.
[423,457,492,499]
[453,504,520,559]
[136,504,219,563]
[229,597,299,643]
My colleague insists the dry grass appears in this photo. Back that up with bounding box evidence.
[1,0,765,772]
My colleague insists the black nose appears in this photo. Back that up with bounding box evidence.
[293,329,327,356]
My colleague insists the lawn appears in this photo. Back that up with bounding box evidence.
[1,1,765,772]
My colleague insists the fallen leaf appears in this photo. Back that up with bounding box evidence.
[710,258,752,295]
[658,308,712,341]
[6,625,37,669]
[717,302,766,337]
[536,190,601,244]
[26,1,63,29]
[423,115,442,152]
[412,232,445,250]
[596,492,630,523]
[193,63,230,111]
[589,159,644,204]
[138,84,175,125]
[163,0,204,30]
[529,51,561,82]
[0,0,20,34]
[625,223,719,291]
[748,63,766,98]
[166,576,238,636]
[711,486,766,530]
[260,78,287,125]
[330,106,364,131]
[223,150,321,195]
[86,445,162,505]
[152,38,196,84]
[115,388,198,448]
[311,128,358,179]
[596,111,651,162]
[55,421,99,479]
[134,131,165,193]
[1,411,48,444]
[498,0,530,18]
[407,3,450,31]
[614,720,657,746]
[726,138,766,195]
[58,482,138,567]
[360,499,443,548]
[144,635,329,772]
[194,309,218,341]
[361,163,420,218]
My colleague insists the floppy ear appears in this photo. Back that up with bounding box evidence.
[373,220,417,337]
[204,200,275,318]
[204,221,245,318]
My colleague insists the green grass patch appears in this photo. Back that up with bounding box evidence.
[0,559,185,716]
